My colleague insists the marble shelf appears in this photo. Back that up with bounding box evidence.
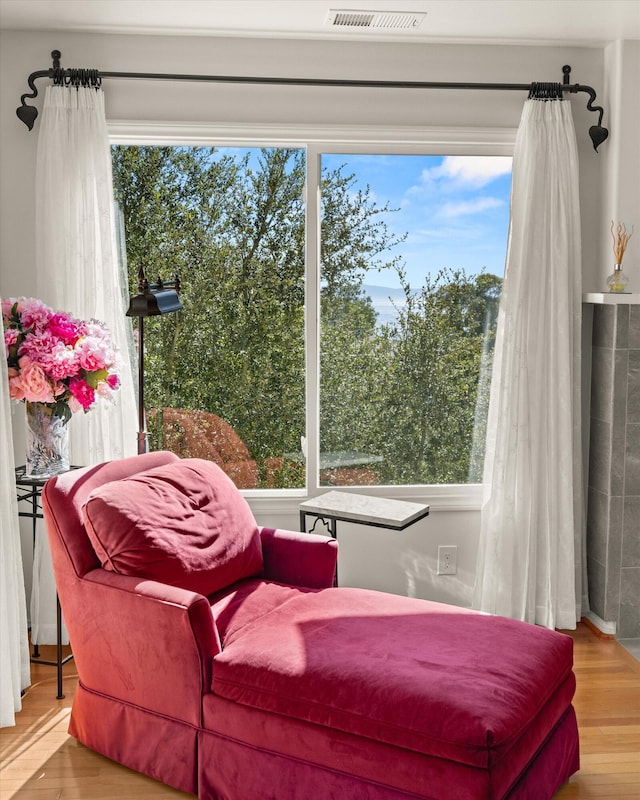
[583,292,640,305]
[300,490,429,530]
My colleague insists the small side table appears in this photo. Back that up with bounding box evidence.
[299,490,430,584]
[15,466,75,699]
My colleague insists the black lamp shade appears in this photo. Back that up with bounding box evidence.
[126,288,183,317]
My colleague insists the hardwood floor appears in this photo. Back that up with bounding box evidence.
[1,623,639,799]
[554,624,640,799]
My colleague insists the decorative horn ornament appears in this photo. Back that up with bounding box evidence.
[589,125,609,152]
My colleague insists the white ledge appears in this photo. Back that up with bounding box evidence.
[583,292,640,305]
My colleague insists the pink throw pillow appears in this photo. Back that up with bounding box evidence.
[82,458,263,596]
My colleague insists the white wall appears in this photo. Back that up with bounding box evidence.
[1,28,630,607]
[600,40,640,288]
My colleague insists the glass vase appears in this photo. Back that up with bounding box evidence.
[606,264,630,293]
[25,401,70,478]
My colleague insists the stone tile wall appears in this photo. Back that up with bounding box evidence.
[586,303,640,637]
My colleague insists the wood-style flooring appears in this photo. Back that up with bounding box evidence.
[1,622,639,799]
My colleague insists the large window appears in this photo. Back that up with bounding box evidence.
[112,143,511,492]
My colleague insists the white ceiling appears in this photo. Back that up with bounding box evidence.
[0,0,639,46]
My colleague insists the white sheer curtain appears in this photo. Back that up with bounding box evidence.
[30,85,137,644]
[1,319,30,727]
[35,85,137,462]
[473,97,586,630]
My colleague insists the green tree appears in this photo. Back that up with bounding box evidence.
[320,163,405,301]
[113,146,307,478]
[112,146,405,487]
[320,294,392,457]
[371,270,501,484]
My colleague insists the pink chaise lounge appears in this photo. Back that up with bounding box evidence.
[42,451,579,800]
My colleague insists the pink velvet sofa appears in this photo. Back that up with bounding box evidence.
[42,452,579,800]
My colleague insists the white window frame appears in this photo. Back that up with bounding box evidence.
[109,121,515,511]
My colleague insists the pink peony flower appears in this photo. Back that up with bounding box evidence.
[76,340,109,372]
[47,313,81,345]
[69,377,95,411]
[96,381,116,402]
[52,380,67,398]
[1,298,15,320]
[16,298,52,331]
[4,328,18,357]
[106,373,120,389]
[79,322,116,365]
[4,328,18,347]
[7,367,26,401]
[18,329,59,363]
[16,356,55,403]
[67,395,83,415]
[38,342,81,381]
[83,320,110,340]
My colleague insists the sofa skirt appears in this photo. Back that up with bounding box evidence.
[69,681,199,795]
[198,694,579,800]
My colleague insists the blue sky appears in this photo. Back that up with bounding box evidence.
[322,153,513,292]
[211,147,512,321]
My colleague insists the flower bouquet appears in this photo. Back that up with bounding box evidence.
[2,297,121,476]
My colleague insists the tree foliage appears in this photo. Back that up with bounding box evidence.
[377,270,501,483]
[112,145,502,488]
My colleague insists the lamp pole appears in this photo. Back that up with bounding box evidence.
[136,314,147,455]
[126,266,182,457]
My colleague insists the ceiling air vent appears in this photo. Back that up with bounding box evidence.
[326,9,426,30]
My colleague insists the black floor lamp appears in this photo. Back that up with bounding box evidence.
[126,266,183,455]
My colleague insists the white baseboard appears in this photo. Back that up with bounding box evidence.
[584,610,617,636]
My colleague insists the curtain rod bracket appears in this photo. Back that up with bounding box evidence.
[16,50,609,150]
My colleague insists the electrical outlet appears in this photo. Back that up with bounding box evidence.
[437,545,457,575]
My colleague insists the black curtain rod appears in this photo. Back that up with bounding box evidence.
[16,51,609,151]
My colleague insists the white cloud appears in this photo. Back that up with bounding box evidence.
[406,227,452,242]
[440,197,504,218]
[421,156,512,189]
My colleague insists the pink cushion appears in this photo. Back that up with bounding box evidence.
[210,578,318,646]
[82,458,263,597]
[212,588,575,771]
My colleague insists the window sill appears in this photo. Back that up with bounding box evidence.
[244,484,483,515]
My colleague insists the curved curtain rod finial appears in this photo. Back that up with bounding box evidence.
[589,125,609,152]
[16,104,38,130]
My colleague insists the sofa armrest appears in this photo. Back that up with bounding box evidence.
[68,569,220,726]
[259,527,337,589]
